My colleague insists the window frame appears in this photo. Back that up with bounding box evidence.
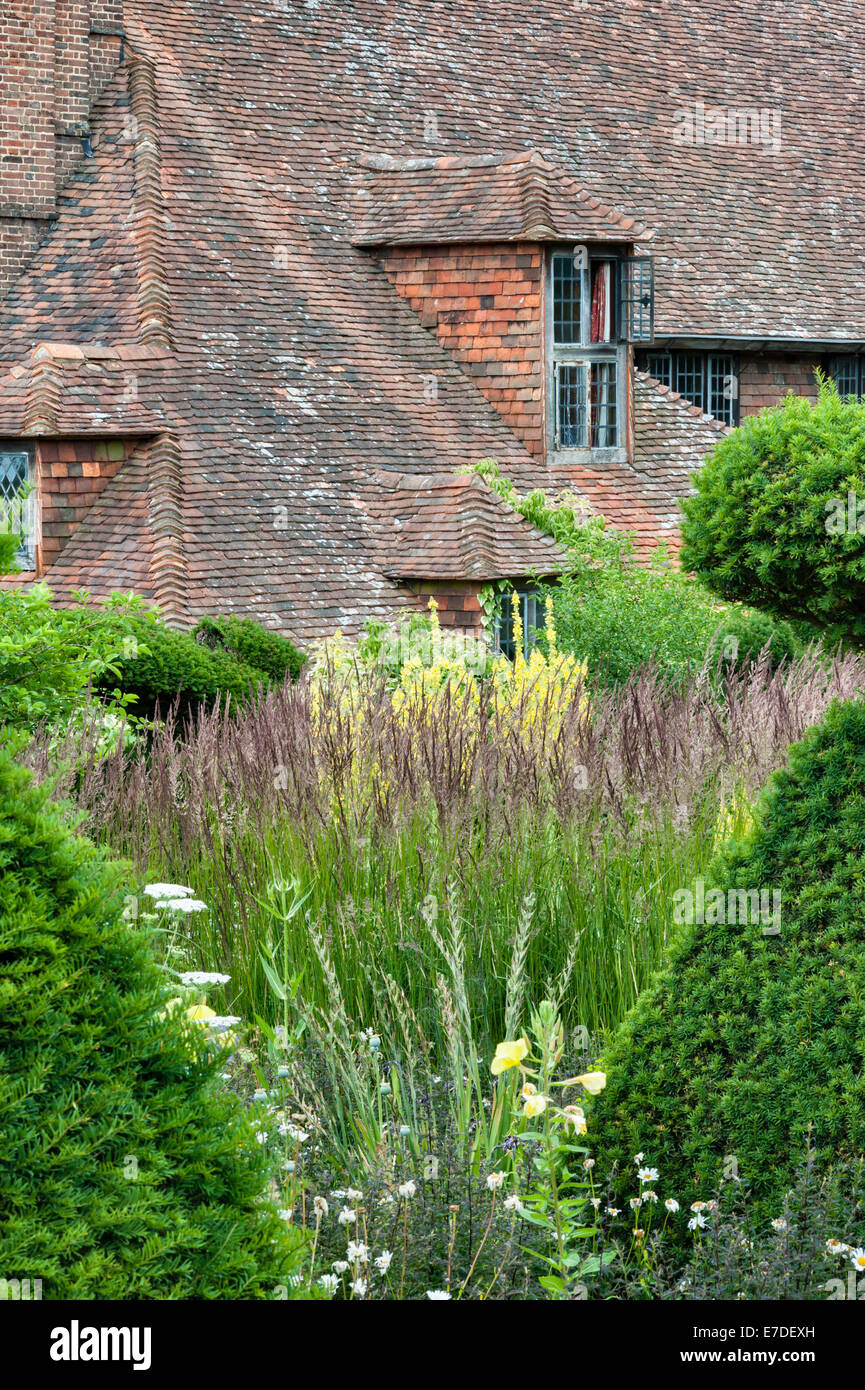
[0,443,38,569]
[493,588,546,662]
[641,350,740,426]
[546,246,630,464]
[829,356,864,399]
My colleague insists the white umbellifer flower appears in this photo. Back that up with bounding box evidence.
[771,1218,787,1232]
[665,1198,680,1213]
[165,898,208,913]
[331,1189,347,1200]
[277,1208,292,1222]
[637,1167,659,1184]
[398,1181,417,1199]
[143,883,193,900]
[688,1213,707,1231]
[375,1250,393,1273]
[179,971,230,986]
[486,1171,506,1191]
[319,1273,338,1292]
[504,1194,524,1213]
[337,1206,357,1226]
[313,1196,329,1217]
[426,1290,452,1300]
[279,1121,309,1143]
[582,1158,596,1171]
[590,1197,601,1210]
[849,1247,865,1271]
[205,1015,240,1032]
[351,1278,368,1297]
[332,1260,349,1274]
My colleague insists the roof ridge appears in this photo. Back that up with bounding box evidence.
[128,52,174,349]
[146,433,188,625]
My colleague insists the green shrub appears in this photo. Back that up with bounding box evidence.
[466,460,736,685]
[95,611,266,720]
[0,744,309,1298]
[194,614,305,684]
[0,586,134,729]
[585,698,865,1218]
[681,380,865,645]
[708,607,800,674]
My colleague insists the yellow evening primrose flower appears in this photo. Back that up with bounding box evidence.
[575,1071,607,1094]
[562,1105,587,1133]
[490,1037,530,1075]
[522,1093,548,1118]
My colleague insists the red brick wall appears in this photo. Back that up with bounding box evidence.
[0,1,124,297]
[35,436,134,574]
[407,580,484,633]
[380,243,544,455]
[739,355,822,416]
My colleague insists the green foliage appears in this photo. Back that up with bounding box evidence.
[194,614,305,684]
[680,379,865,645]
[708,607,800,675]
[585,698,865,1218]
[0,745,310,1299]
[0,585,137,729]
[95,610,268,720]
[468,460,728,684]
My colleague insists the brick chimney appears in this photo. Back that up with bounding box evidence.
[0,0,124,296]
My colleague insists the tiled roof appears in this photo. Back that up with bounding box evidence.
[369,470,566,580]
[564,372,730,558]
[1,0,860,641]
[352,151,653,247]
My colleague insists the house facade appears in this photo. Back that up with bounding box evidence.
[0,0,862,647]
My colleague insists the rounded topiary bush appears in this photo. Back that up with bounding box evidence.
[708,607,800,674]
[95,612,266,721]
[586,699,865,1216]
[0,747,308,1298]
[680,382,865,645]
[194,614,305,684]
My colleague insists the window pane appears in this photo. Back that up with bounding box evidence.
[496,590,546,661]
[674,354,706,410]
[708,355,738,425]
[589,361,617,446]
[646,353,672,386]
[831,357,861,398]
[552,253,581,345]
[556,363,587,447]
[0,450,33,563]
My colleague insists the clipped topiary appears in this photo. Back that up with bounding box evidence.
[586,698,865,1217]
[708,607,800,674]
[194,614,305,684]
[95,612,266,721]
[681,380,865,646]
[0,745,309,1298]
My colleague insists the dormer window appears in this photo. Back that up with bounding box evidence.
[547,247,653,459]
[0,446,36,568]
